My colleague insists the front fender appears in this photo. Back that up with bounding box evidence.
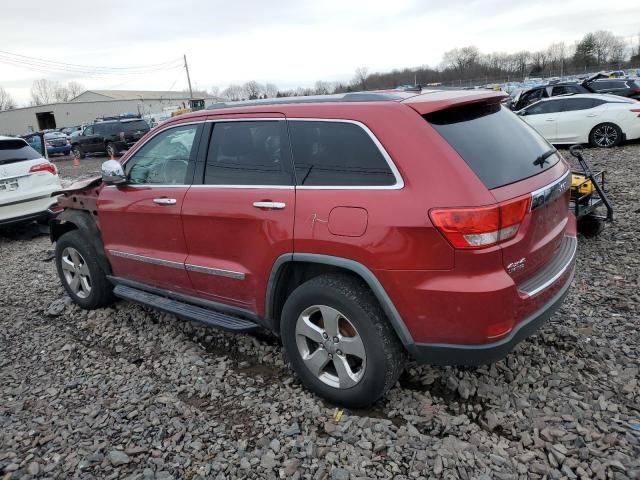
[50,209,112,275]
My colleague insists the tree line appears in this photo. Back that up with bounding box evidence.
[1,29,638,111]
[212,30,639,101]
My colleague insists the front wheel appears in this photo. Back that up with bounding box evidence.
[55,230,114,309]
[589,123,622,148]
[280,274,405,408]
[71,145,85,159]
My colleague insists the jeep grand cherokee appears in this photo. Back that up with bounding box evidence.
[51,90,576,407]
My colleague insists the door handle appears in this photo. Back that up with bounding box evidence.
[586,114,597,117]
[545,118,555,122]
[153,198,177,205]
[253,201,286,209]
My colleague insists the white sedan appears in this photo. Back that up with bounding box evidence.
[517,94,640,147]
[0,136,61,226]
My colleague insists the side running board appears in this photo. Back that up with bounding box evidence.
[113,284,258,332]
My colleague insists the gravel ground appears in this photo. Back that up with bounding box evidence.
[1,144,639,479]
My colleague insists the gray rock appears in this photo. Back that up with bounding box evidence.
[107,450,130,466]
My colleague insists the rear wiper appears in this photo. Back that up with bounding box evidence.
[533,149,556,168]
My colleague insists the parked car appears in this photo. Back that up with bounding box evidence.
[588,78,640,100]
[509,82,591,110]
[71,118,150,159]
[509,75,640,111]
[51,90,577,407]
[44,131,72,156]
[517,94,640,147]
[0,136,61,226]
[59,126,82,137]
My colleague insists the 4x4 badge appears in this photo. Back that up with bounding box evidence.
[507,257,526,274]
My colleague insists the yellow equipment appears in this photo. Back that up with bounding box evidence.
[571,173,595,196]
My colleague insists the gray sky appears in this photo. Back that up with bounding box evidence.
[2,0,639,105]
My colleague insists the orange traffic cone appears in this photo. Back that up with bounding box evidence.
[73,156,80,168]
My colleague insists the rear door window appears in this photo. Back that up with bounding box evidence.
[288,120,397,187]
[562,98,597,111]
[123,120,150,132]
[425,103,559,189]
[204,121,292,186]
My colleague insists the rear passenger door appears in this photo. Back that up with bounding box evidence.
[181,115,295,314]
[555,98,600,143]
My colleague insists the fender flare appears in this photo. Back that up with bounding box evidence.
[266,253,417,353]
[50,209,112,275]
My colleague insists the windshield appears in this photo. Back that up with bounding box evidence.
[425,102,560,189]
[0,139,42,164]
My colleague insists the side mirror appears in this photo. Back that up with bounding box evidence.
[102,159,127,185]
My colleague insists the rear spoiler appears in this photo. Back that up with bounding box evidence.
[401,90,508,115]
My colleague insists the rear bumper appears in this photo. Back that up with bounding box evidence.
[409,264,574,365]
[47,145,71,155]
[0,194,59,225]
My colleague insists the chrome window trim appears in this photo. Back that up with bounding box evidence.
[120,121,204,188]
[109,250,184,270]
[185,263,245,280]
[287,118,404,190]
[530,170,571,211]
[197,117,404,190]
[108,249,246,280]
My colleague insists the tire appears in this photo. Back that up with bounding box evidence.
[589,123,622,148]
[105,142,118,158]
[577,215,605,237]
[280,273,405,408]
[55,230,115,309]
[72,145,85,159]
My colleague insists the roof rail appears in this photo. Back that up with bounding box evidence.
[206,92,403,110]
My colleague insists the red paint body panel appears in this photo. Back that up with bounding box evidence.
[59,91,577,359]
[98,185,194,293]
[181,187,295,312]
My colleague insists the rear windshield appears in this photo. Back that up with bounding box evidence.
[121,120,149,132]
[0,140,42,165]
[425,103,559,189]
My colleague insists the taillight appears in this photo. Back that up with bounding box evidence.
[631,108,640,117]
[429,195,531,249]
[29,163,57,175]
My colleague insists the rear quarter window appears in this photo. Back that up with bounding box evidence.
[288,121,397,187]
[425,103,560,189]
[122,120,150,132]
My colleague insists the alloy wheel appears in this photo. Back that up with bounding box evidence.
[593,125,618,147]
[60,247,92,299]
[295,305,366,389]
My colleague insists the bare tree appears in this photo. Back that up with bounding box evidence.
[221,84,245,101]
[442,47,480,75]
[208,85,220,98]
[352,67,369,90]
[67,81,85,99]
[313,81,333,95]
[30,79,58,105]
[513,51,531,78]
[54,84,71,102]
[0,86,16,111]
[243,81,264,100]
[264,83,279,98]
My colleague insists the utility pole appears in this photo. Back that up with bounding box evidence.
[184,54,193,99]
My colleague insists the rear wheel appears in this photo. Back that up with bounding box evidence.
[71,145,85,159]
[589,123,622,148]
[55,230,114,309]
[577,214,605,237]
[280,274,405,408]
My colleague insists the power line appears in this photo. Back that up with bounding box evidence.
[0,49,183,76]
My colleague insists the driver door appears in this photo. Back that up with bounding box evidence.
[98,122,203,293]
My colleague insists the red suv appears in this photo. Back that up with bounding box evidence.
[51,90,576,407]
